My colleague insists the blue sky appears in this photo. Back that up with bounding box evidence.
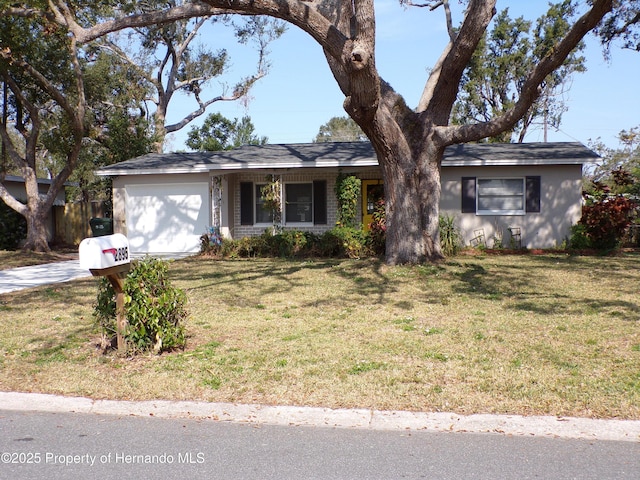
[165,1,640,151]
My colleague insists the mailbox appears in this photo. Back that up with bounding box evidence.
[79,233,130,273]
[79,233,131,352]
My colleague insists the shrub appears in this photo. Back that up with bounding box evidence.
[568,223,592,250]
[203,227,384,260]
[272,229,316,257]
[94,257,187,354]
[367,199,386,256]
[200,226,223,256]
[0,201,27,250]
[319,227,371,258]
[579,193,637,251]
[439,214,462,256]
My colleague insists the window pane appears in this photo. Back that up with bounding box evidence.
[478,196,524,211]
[479,179,523,195]
[285,183,312,223]
[255,184,274,223]
[477,179,524,213]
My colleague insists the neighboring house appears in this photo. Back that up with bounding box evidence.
[1,175,68,242]
[97,142,599,256]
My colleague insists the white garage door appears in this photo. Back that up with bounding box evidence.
[125,183,209,255]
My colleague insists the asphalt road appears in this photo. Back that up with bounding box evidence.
[2,409,639,480]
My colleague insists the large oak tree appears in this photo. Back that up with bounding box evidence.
[5,0,618,263]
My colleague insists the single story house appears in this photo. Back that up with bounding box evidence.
[97,142,599,256]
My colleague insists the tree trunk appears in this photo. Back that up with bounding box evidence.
[22,204,50,252]
[369,129,445,265]
[153,110,167,153]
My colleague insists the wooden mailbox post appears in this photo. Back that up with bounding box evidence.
[79,233,131,352]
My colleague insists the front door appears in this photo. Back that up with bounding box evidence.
[362,179,384,231]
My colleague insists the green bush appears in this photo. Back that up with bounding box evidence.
[367,200,386,256]
[0,201,27,250]
[94,257,187,354]
[272,229,315,257]
[568,223,592,250]
[318,227,372,258]
[439,214,462,256]
[202,227,388,260]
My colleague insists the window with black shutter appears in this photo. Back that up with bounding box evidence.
[460,176,541,215]
[240,180,329,225]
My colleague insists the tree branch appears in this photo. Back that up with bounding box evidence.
[47,1,231,43]
[418,0,496,119]
[438,0,614,145]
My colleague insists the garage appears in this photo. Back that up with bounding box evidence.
[125,182,209,255]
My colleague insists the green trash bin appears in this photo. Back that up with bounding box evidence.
[89,217,113,237]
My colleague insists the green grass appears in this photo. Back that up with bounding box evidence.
[1,253,639,419]
[0,249,77,270]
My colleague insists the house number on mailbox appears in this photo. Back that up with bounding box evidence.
[103,247,129,262]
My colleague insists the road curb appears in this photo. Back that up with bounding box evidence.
[1,391,639,442]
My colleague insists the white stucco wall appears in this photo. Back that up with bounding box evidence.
[440,164,584,249]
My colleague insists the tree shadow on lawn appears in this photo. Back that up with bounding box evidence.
[28,327,93,365]
[170,256,401,306]
[450,254,640,318]
[450,261,535,300]
[510,297,640,318]
[170,257,338,288]
[1,277,97,316]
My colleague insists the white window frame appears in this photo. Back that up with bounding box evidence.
[284,182,313,225]
[476,178,526,216]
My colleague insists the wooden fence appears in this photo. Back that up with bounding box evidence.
[54,201,109,246]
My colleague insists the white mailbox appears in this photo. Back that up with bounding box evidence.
[79,233,130,272]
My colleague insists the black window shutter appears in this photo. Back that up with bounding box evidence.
[240,182,254,225]
[461,177,476,213]
[526,176,541,213]
[313,180,327,225]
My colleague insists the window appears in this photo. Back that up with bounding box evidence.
[461,176,540,215]
[477,178,525,214]
[240,180,327,226]
[285,183,313,223]
[255,184,274,224]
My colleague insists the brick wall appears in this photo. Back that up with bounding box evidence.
[230,168,381,238]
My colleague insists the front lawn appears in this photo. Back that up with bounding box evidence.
[1,253,639,419]
[0,248,77,270]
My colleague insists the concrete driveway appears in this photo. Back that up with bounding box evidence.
[0,260,91,294]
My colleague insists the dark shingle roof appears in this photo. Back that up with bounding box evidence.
[98,141,599,176]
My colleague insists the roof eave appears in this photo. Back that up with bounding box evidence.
[442,158,598,167]
[97,159,381,176]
